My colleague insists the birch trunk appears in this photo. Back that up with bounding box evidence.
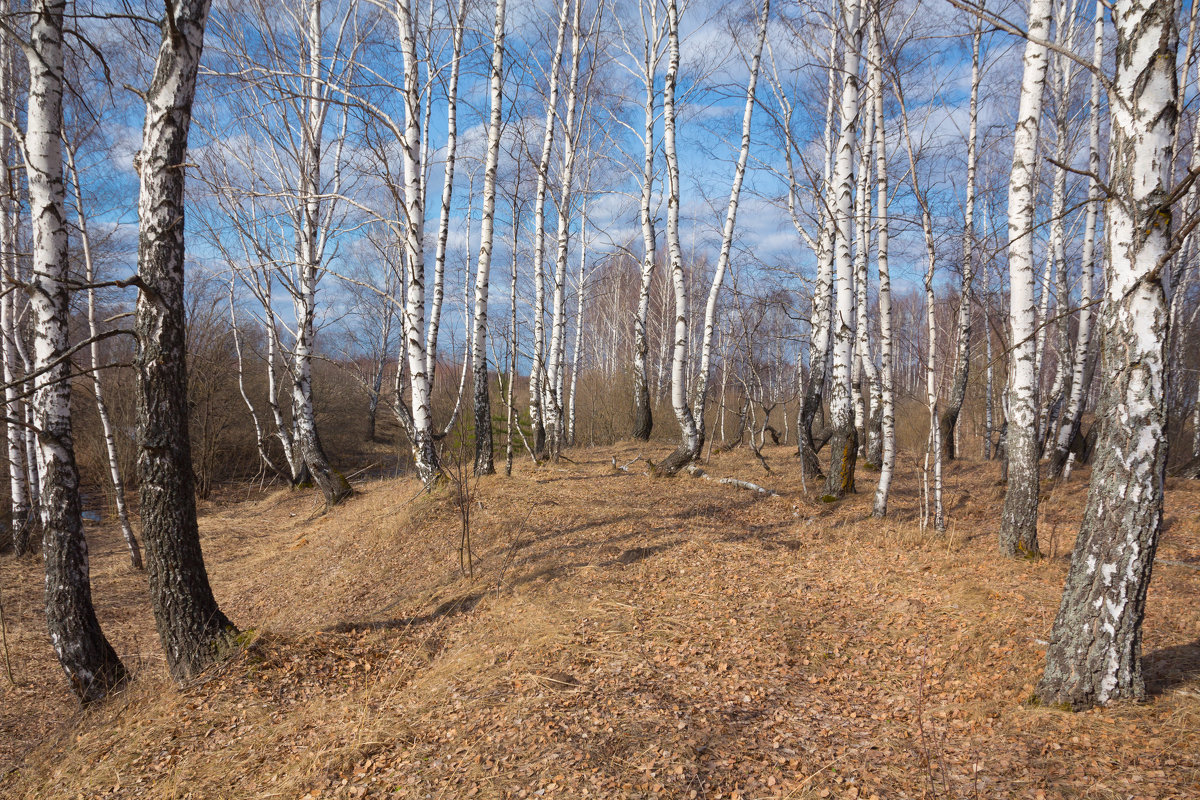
[690,0,769,437]
[826,0,864,499]
[529,0,571,457]
[632,0,663,441]
[1037,0,1176,709]
[870,4,894,518]
[471,0,506,475]
[544,0,587,459]
[939,21,981,461]
[24,0,127,703]
[796,21,840,478]
[135,0,238,680]
[853,29,880,466]
[999,0,1052,558]
[396,0,439,485]
[0,21,28,555]
[568,195,588,447]
[427,0,469,385]
[65,145,142,569]
[656,0,702,475]
[1048,0,1104,479]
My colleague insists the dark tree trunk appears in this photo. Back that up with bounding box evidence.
[825,426,856,498]
[474,363,494,475]
[632,373,652,441]
[135,0,237,681]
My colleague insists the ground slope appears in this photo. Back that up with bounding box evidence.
[1,444,1198,799]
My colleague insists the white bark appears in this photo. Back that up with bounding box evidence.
[1050,0,1104,477]
[470,0,506,476]
[870,5,894,518]
[691,0,770,431]
[544,0,588,458]
[529,0,572,456]
[1037,0,1176,709]
[826,0,864,498]
[1000,0,1052,557]
[657,0,701,474]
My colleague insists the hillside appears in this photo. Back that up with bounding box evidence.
[1,445,1198,799]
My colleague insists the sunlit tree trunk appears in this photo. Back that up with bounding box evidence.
[795,21,839,479]
[656,0,701,475]
[1037,0,1176,709]
[939,20,981,461]
[544,0,588,459]
[24,0,127,702]
[471,0,505,475]
[826,0,864,498]
[632,0,663,441]
[529,0,571,457]
[999,0,1052,557]
[690,0,769,443]
[135,0,238,680]
[1048,0,1104,479]
[870,4,894,518]
[0,19,29,555]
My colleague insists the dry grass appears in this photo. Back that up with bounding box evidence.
[1,444,1198,799]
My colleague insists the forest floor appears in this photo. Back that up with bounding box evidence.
[1,443,1199,799]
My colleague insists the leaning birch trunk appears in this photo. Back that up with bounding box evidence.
[135,0,238,680]
[544,0,587,459]
[826,0,864,499]
[870,4,894,518]
[1036,0,1176,709]
[396,0,439,485]
[1048,0,1103,479]
[529,0,571,457]
[65,144,142,569]
[24,0,127,703]
[690,0,769,437]
[655,0,702,476]
[999,0,1052,558]
[471,0,506,476]
[0,23,29,555]
[632,0,662,441]
[939,20,981,461]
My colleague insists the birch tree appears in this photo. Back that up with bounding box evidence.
[135,0,239,679]
[938,19,981,461]
[689,0,770,450]
[825,0,864,499]
[629,0,666,441]
[870,0,894,517]
[529,0,572,457]
[1037,0,1177,709]
[471,0,507,475]
[1048,0,1103,479]
[655,0,702,475]
[23,0,127,703]
[0,13,30,555]
[999,0,1052,558]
